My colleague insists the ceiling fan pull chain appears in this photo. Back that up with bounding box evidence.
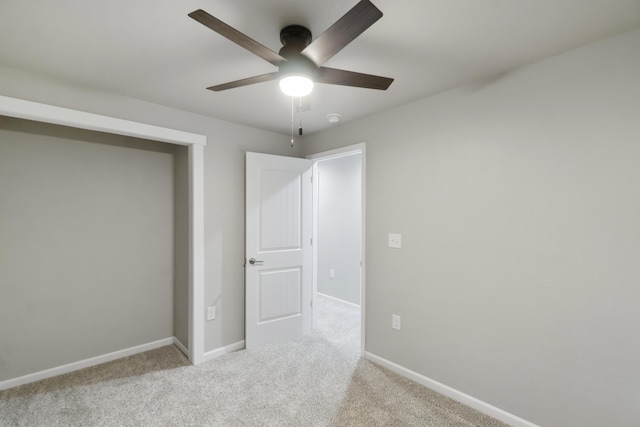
[298,97,303,136]
[290,96,295,148]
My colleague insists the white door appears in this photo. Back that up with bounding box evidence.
[245,152,313,349]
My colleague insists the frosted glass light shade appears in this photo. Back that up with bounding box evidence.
[279,75,314,97]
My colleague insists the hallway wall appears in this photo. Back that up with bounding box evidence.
[316,153,362,305]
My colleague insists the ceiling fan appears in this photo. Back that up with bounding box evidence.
[188,0,394,97]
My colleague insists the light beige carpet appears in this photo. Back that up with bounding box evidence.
[0,295,507,426]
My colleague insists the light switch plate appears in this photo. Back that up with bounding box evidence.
[388,233,402,248]
[392,314,401,330]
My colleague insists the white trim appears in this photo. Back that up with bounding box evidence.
[0,95,205,146]
[173,337,189,357]
[189,144,206,365]
[0,338,175,391]
[0,337,241,391]
[306,144,363,161]
[307,142,367,355]
[0,95,207,367]
[365,352,540,427]
[202,341,245,363]
[311,162,320,322]
[316,292,360,308]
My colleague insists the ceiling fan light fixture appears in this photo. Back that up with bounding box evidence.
[279,75,314,97]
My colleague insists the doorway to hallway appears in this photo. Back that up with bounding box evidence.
[309,144,365,353]
[313,294,361,356]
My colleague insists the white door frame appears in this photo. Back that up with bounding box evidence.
[307,142,366,355]
[0,95,207,365]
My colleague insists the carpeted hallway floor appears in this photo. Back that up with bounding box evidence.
[0,295,507,426]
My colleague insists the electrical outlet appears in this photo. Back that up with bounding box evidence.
[388,233,402,249]
[329,269,335,279]
[206,305,216,321]
[392,314,401,330]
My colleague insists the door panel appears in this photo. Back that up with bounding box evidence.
[258,268,301,322]
[259,168,302,250]
[245,152,312,349]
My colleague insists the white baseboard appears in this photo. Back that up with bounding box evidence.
[173,337,189,357]
[316,292,360,308]
[365,352,539,427]
[202,340,245,363]
[0,337,176,391]
[0,336,248,391]
[0,337,247,391]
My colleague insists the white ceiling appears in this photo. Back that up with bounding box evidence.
[1,0,639,136]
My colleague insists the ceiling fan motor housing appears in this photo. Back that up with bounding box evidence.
[278,25,317,78]
[279,25,312,49]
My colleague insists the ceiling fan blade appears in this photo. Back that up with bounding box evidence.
[302,0,383,66]
[316,67,393,90]
[207,72,280,91]
[189,9,286,67]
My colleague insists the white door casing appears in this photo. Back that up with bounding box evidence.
[245,152,312,349]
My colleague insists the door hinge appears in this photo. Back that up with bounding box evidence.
[310,237,313,246]
[310,299,313,308]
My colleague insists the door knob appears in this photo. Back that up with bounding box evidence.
[248,258,264,265]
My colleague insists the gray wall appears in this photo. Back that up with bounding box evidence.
[301,29,640,427]
[0,64,300,379]
[0,117,176,381]
[316,154,361,305]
